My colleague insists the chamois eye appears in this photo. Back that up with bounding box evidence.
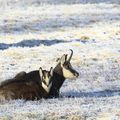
[66,64,70,69]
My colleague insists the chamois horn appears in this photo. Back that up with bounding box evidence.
[68,49,73,62]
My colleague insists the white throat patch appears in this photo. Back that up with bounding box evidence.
[63,67,76,79]
[42,82,52,93]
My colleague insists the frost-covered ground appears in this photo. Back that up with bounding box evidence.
[0,0,120,119]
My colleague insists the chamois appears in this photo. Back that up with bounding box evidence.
[0,49,79,99]
[48,49,79,98]
[0,67,53,101]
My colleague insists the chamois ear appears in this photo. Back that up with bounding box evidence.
[60,54,67,65]
[50,67,53,76]
[39,67,43,78]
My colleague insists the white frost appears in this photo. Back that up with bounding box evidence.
[0,0,120,119]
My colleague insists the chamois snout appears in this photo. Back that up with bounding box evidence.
[73,71,79,77]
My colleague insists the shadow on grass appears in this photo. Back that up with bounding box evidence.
[0,39,70,50]
[64,89,120,98]
[24,0,120,5]
[0,39,92,50]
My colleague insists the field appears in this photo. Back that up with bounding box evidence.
[0,0,120,119]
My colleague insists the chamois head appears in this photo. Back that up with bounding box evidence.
[39,67,53,93]
[57,49,79,79]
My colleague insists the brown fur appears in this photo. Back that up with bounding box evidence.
[0,79,49,101]
[14,71,26,79]
[0,70,51,101]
